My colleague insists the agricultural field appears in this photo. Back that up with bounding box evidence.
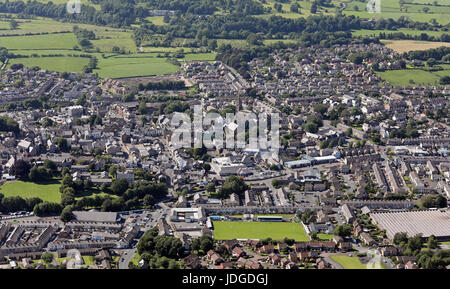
[0,180,62,203]
[212,221,309,241]
[0,16,115,36]
[381,39,450,53]
[8,49,84,56]
[8,56,90,73]
[257,0,340,19]
[94,54,179,78]
[90,31,137,53]
[352,29,449,39]
[144,16,168,26]
[0,33,77,50]
[182,53,216,61]
[330,255,368,269]
[342,0,450,25]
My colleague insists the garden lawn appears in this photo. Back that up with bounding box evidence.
[213,221,309,241]
[82,256,95,265]
[330,255,367,269]
[318,233,334,240]
[0,180,61,203]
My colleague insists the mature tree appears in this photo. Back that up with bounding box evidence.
[9,19,18,30]
[43,160,57,174]
[206,183,216,193]
[217,176,248,198]
[111,179,129,195]
[56,138,69,152]
[10,159,30,179]
[60,205,74,222]
[33,202,62,216]
[393,232,409,246]
[42,252,54,264]
[427,235,438,249]
[334,224,353,238]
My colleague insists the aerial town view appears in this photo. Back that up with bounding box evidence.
[0,0,449,276]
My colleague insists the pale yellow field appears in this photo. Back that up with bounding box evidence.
[382,40,450,53]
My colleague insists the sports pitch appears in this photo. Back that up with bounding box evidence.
[212,221,309,241]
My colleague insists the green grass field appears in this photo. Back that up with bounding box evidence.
[330,255,367,269]
[318,233,334,240]
[0,33,77,49]
[0,180,61,203]
[376,68,450,86]
[182,53,216,61]
[352,29,449,38]
[343,0,450,25]
[212,221,309,241]
[8,56,90,73]
[94,55,179,78]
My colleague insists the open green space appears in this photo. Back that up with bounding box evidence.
[376,68,450,86]
[94,55,179,78]
[343,0,450,25]
[318,233,334,240]
[212,221,309,241]
[330,255,368,269]
[0,33,77,50]
[0,180,61,203]
[8,56,90,73]
[352,29,449,38]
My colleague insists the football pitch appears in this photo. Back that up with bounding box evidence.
[212,221,309,241]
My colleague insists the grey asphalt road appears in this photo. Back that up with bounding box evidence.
[118,204,168,269]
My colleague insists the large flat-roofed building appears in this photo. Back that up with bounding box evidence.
[370,210,450,241]
[170,207,206,223]
[72,211,118,223]
[210,157,246,176]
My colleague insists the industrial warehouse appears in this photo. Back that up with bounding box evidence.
[370,210,450,241]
